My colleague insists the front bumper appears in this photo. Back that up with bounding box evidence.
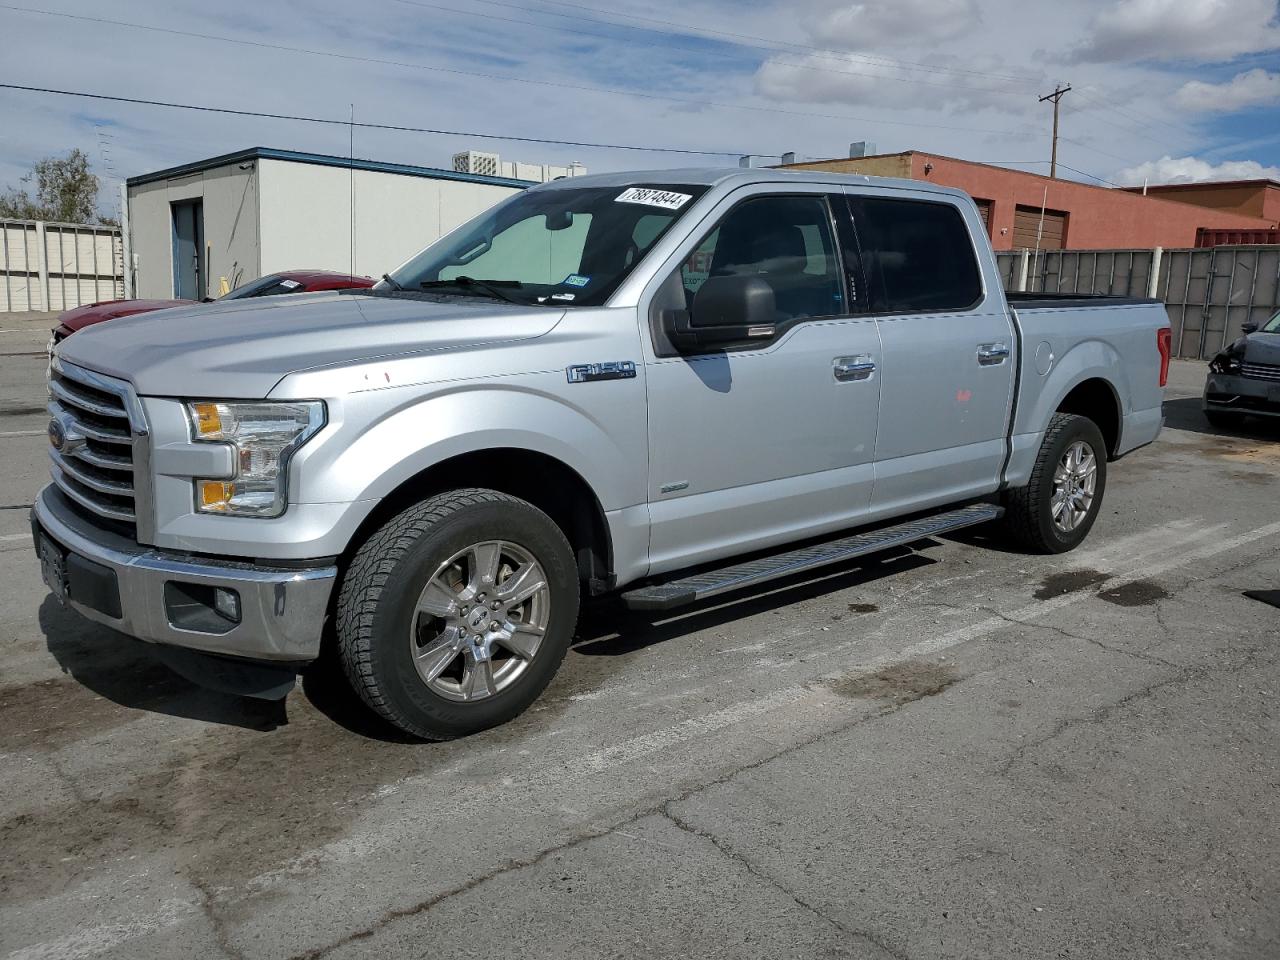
[1204,372,1280,418]
[31,485,336,663]
[1203,373,1274,419]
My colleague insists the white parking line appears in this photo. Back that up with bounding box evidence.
[852,518,1280,667]
[0,430,45,438]
[4,900,199,960]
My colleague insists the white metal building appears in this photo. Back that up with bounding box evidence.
[124,147,532,300]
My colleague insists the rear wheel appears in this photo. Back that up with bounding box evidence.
[336,489,579,740]
[1003,413,1107,554]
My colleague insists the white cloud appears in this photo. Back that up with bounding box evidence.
[1174,68,1280,111]
[1073,0,1280,63]
[1115,154,1280,185]
[754,53,1035,113]
[801,0,982,49]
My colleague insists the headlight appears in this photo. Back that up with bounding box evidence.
[1209,353,1242,375]
[186,400,325,517]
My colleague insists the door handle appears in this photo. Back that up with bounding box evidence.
[834,356,876,382]
[977,343,1010,365]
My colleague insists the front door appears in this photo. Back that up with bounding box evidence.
[171,199,205,299]
[846,191,1017,517]
[643,188,882,575]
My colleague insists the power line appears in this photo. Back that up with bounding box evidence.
[0,5,1040,138]
[0,82,766,157]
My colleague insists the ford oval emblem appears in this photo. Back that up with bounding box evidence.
[48,418,65,451]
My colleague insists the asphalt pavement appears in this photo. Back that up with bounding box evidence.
[1,311,1278,960]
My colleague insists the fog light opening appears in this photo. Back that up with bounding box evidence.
[214,587,241,624]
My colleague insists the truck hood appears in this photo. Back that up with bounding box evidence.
[53,291,564,398]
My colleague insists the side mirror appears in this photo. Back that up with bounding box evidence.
[667,275,776,350]
[1242,321,1259,334]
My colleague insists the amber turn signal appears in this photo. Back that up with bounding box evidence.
[191,402,224,438]
[198,480,234,511]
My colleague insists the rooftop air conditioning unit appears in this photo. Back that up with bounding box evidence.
[452,151,501,176]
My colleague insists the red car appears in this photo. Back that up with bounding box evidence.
[52,269,374,343]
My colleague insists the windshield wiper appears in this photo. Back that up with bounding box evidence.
[381,273,405,291]
[419,276,525,305]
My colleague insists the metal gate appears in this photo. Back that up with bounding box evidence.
[995,245,1280,359]
[1156,247,1280,360]
[1,219,124,313]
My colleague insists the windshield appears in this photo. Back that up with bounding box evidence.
[219,274,306,300]
[386,184,708,307]
[1264,310,1280,333]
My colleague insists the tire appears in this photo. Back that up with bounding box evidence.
[336,488,579,740]
[1003,413,1108,554]
[1204,409,1243,431]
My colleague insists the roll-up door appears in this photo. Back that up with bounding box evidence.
[1013,205,1067,250]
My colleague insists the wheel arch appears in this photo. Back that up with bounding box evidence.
[341,447,615,591]
[1055,376,1122,457]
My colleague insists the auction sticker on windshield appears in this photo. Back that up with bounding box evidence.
[615,187,692,209]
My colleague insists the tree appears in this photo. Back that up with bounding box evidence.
[0,149,109,224]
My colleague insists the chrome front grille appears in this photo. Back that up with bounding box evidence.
[47,360,144,533]
[1240,361,1280,383]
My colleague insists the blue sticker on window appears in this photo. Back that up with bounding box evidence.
[563,274,591,287]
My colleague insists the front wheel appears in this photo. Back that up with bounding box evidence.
[336,489,579,740]
[1003,413,1107,554]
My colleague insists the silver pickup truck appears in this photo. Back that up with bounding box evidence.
[32,168,1170,739]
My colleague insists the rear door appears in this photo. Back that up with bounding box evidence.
[641,185,882,575]
[846,190,1017,516]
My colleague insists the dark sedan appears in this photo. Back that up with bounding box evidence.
[1204,311,1280,428]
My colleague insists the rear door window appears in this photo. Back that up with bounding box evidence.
[849,196,982,313]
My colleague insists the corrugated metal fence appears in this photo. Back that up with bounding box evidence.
[1,219,124,313]
[996,245,1280,360]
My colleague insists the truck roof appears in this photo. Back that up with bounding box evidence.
[533,166,973,202]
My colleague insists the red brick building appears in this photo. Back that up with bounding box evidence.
[780,151,1279,251]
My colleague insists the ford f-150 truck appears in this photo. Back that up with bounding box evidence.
[32,168,1170,739]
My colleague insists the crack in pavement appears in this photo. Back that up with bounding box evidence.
[995,643,1271,777]
[190,875,246,960]
[661,803,912,960]
[287,687,934,959]
[975,605,1182,669]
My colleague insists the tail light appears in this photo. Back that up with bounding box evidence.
[1157,327,1172,387]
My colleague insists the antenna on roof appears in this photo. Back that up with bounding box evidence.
[349,103,356,278]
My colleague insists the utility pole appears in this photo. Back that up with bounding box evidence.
[1039,83,1071,179]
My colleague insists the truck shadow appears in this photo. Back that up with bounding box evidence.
[37,596,289,733]
[34,546,943,743]
[1162,396,1280,441]
[573,546,936,656]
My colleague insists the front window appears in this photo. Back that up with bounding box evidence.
[1263,310,1280,334]
[387,184,708,307]
[219,274,306,300]
[676,194,844,323]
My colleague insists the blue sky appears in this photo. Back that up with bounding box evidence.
[1,0,1279,213]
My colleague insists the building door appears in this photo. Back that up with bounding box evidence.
[973,199,993,236]
[1013,205,1067,250]
[171,199,205,299]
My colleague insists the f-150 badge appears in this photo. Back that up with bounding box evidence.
[566,361,637,384]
